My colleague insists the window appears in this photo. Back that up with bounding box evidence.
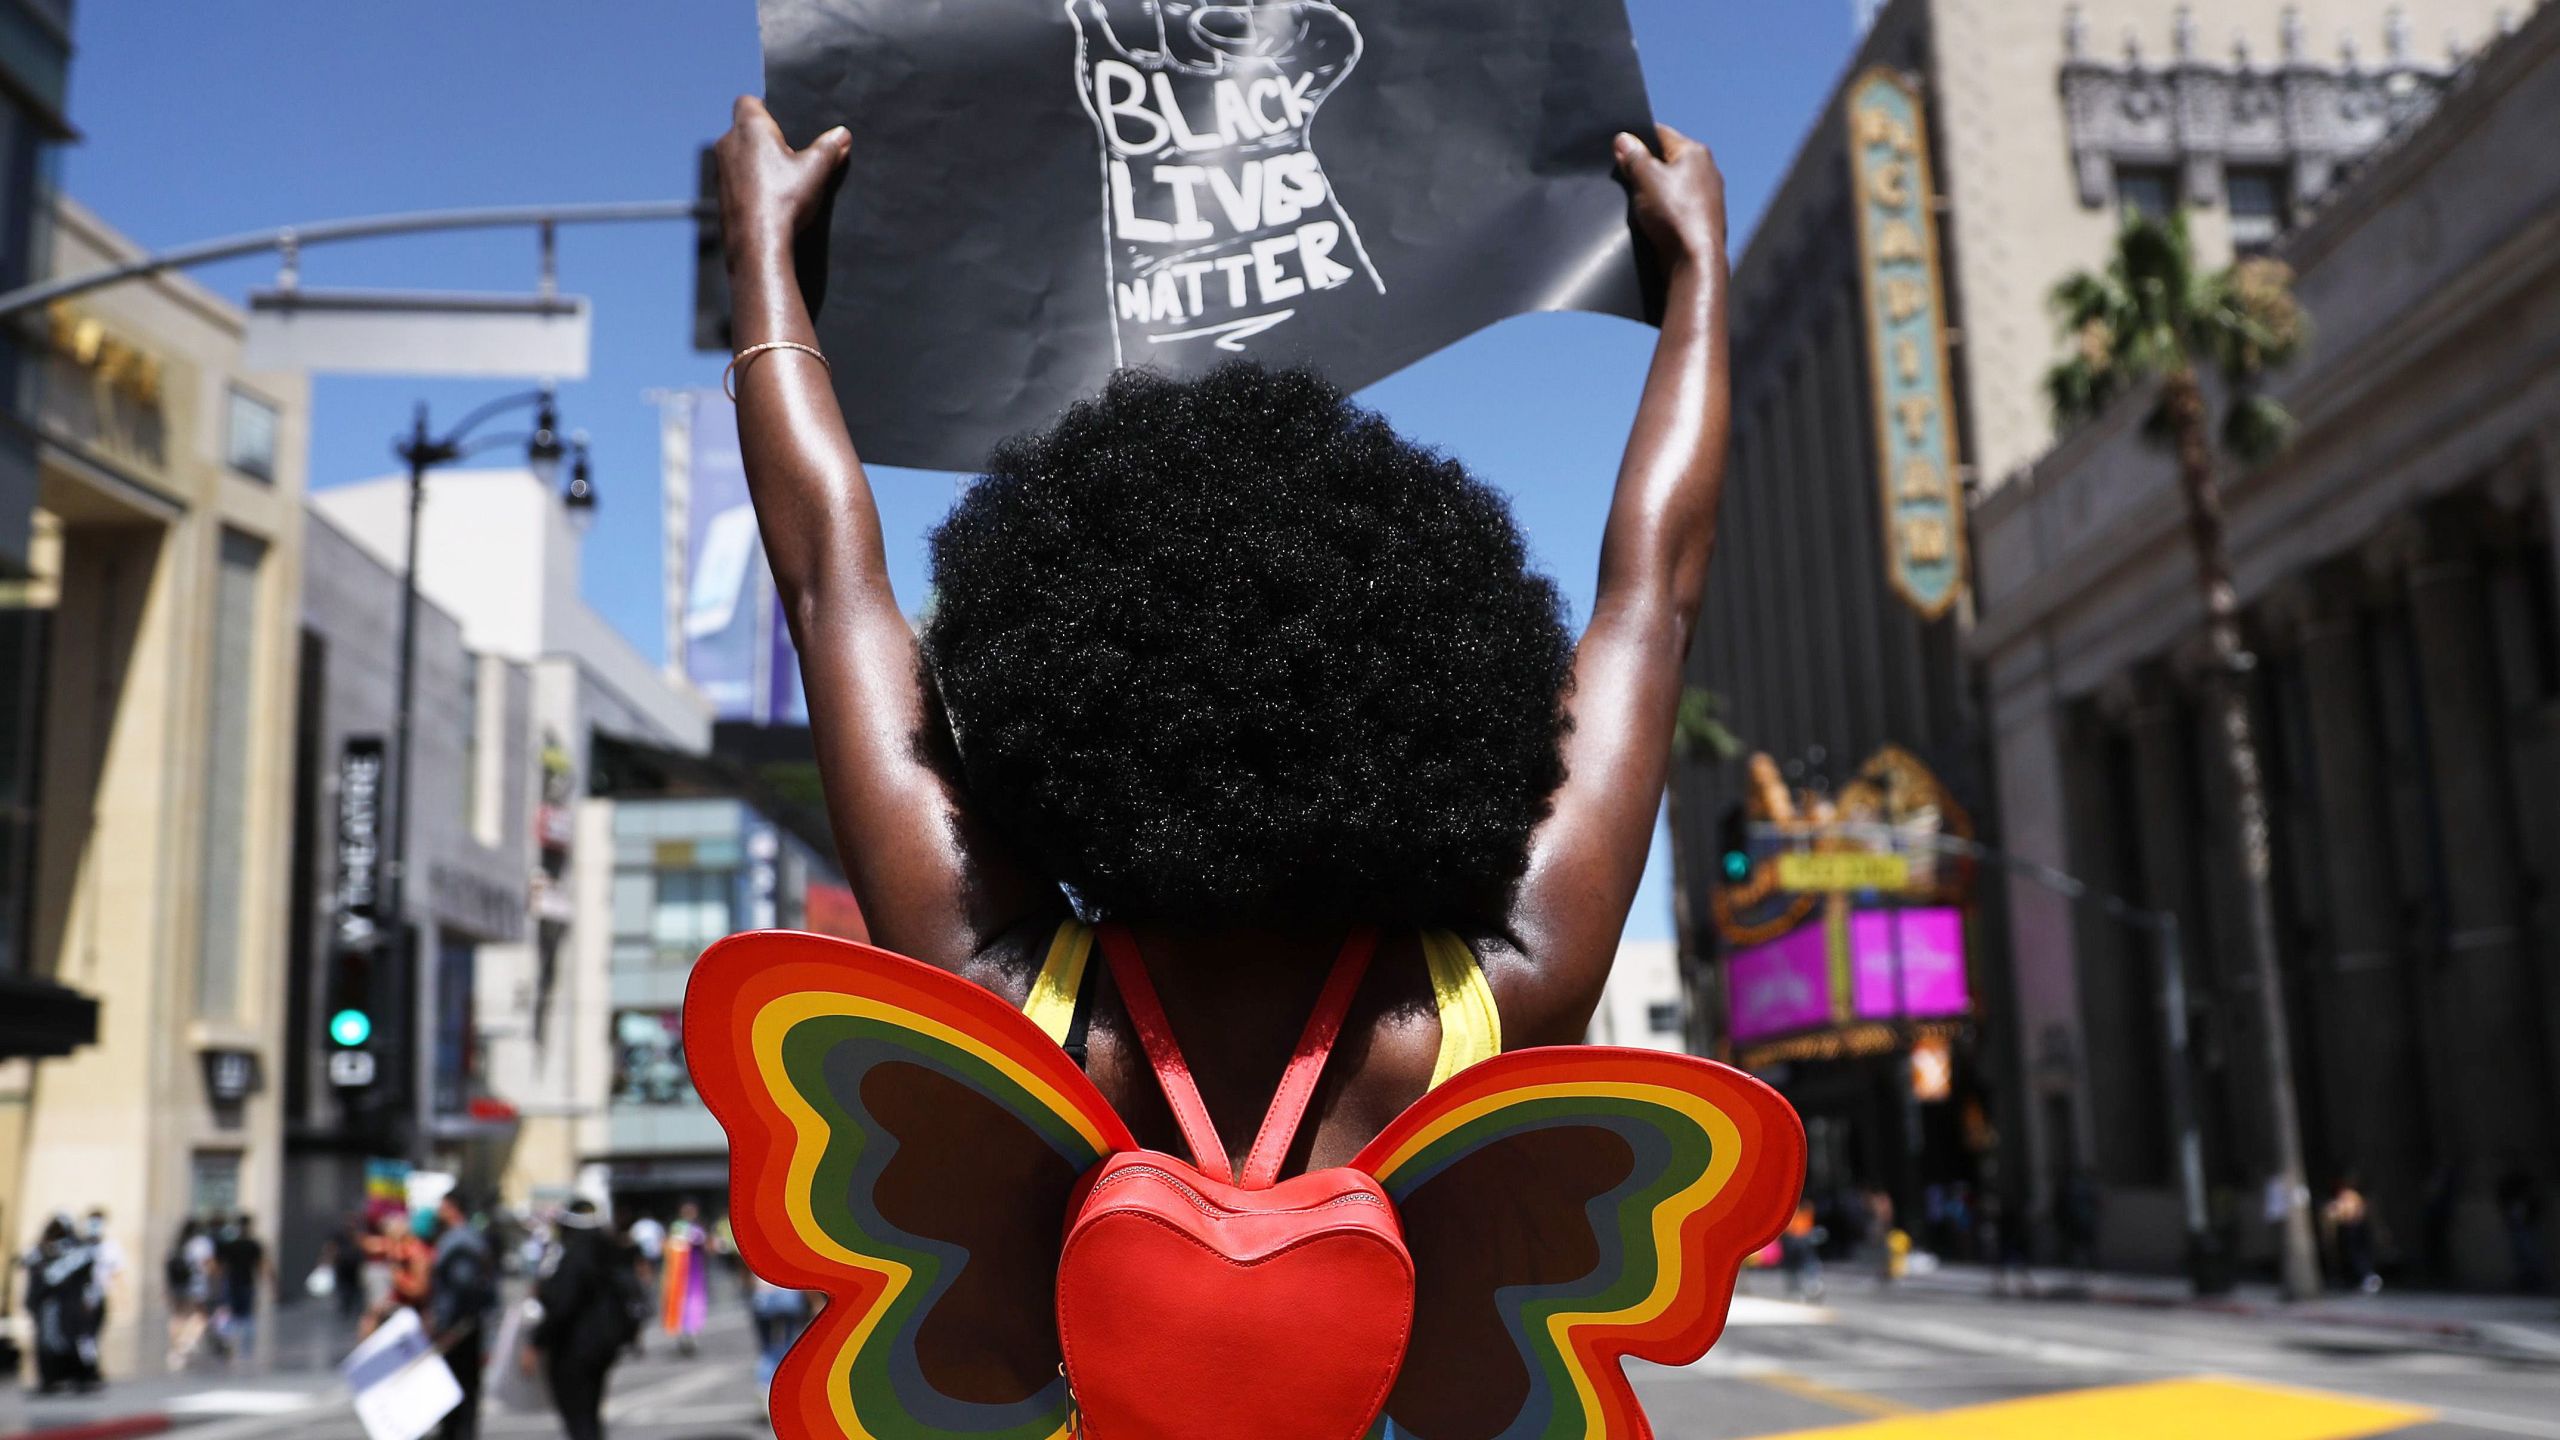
[649,868,734,955]
[190,1151,243,1219]
[196,528,266,1019]
[612,1009,692,1105]
[2115,165,2178,222]
[225,388,279,482]
[0,601,44,979]
[2226,168,2291,253]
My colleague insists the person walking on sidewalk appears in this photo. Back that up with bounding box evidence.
[657,1202,711,1358]
[23,1215,104,1393]
[213,1212,271,1361]
[529,1200,639,1440]
[430,1194,499,1440]
[748,1272,809,1414]
[2323,1175,2382,1295]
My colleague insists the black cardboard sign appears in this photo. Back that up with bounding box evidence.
[758,0,1656,471]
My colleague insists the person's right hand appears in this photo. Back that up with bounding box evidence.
[1615,124,1727,279]
[716,95,852,263]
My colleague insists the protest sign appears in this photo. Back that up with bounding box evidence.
[757,0,1656,471]
[340,1307,463,1440]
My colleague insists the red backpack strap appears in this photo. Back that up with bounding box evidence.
[1096,923,1232,1177]
[1095,924,1379,1188]
[1240,927,1376,1189]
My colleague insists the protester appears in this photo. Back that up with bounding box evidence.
[429,1194,500,1440]
[23,1215,103,1393]
[212,1212,271,1360]
[362,1209,434,1334]
[81,1208,125,1362]
[530,1199,639,1440]
[2498,1169,2548,1295]
[2056,1170,2101,1275]
[2321,1175,2381,1294]
[658,1201,711,1357]
[1778,1201,1826,1302]
[164,1218,215,1369]
[748,1272,809,1410]
[705,70,1733,1329]
[327,1216,367,1322]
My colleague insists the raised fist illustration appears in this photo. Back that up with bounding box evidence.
[1070,0,1384,365]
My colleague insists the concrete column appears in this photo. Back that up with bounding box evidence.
[2286,583,2429,1233]
[2402,530,2553,1178]
[1987,663,2088,1221]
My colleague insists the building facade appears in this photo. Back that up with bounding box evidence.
[1671,0,2511,1225]
[0,0,84,1070]
[314,469,712,1213]
[573,736,859,1217]
[0,0,71,580]
[0,196,310,1373]
[276,507,537,1284]
[1972,5,2560,1284]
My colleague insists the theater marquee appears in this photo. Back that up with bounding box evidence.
[1847,68,1966,621]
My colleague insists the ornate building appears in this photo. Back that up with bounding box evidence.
[1674,0,2514,1226]
[1972,1,2560,1283]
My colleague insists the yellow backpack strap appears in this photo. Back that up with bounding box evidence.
[1022,921,1096,1048]
[1421,930,1503,1088]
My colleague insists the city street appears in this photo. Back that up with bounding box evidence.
[8,1269,2557,1440]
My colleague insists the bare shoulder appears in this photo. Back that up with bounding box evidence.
[955,916,1065,1011]
[1465,926,1597,1050]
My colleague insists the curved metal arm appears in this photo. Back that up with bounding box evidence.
[439,389,551,451]
[0,199,707,322]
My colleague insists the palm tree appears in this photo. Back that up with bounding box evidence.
[2044,212,2320,1299]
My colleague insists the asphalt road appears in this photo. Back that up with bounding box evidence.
[9,1274,2557,1440]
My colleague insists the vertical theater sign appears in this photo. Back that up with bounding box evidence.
[1848,67,1967,620]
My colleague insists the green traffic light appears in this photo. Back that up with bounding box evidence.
[329,1009,373,1047]
[1722,850,1751,883]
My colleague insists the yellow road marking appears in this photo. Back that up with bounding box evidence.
[1749,1376,2433,1440]
[1749,1371,1920,1419]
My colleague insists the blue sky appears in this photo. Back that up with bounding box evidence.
[61,1,1860,943]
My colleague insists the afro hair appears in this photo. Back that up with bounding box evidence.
[921,361,1574,931]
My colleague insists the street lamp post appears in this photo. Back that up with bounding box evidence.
[383,389,592,1163]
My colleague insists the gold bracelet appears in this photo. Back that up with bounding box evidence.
[724,341,830,402]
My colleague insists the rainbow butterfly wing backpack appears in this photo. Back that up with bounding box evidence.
[685,929,1806,1440]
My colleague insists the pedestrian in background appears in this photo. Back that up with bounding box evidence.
[163,1219,214,1368]
[2056,1170,2101,1277]
[429,1193,499,1440]
[81,1208,125,1365]
[657,1201,710,1357]
[529,1199,639,1440]
[327,1217,366,1323]
[2322,1174,2381,1295]
[23,1214,103,1393]
[748,1272,809,1411]
[212,1212,270,1361]
[2498,1170,2548,1295]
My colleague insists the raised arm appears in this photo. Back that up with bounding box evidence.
[716,98,1053,966]
[1503,126,1732,1043]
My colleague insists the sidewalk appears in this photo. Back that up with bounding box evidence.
[0,1303,364,1440]
[1867,1258,2560,1363]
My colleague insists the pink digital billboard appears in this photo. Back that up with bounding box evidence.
[1725,907,1970,1045]
[1726,924,1833,1044]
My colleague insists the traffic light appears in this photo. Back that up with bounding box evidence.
[1717,804,1756,888]
[326,946,384,1095]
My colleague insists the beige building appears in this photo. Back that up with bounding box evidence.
[0,196,310,1372]
[1674,0,2512,1220]
[1973,3,2560,1283]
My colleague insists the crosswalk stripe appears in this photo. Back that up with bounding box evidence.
[1741,1376,2432,1440]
